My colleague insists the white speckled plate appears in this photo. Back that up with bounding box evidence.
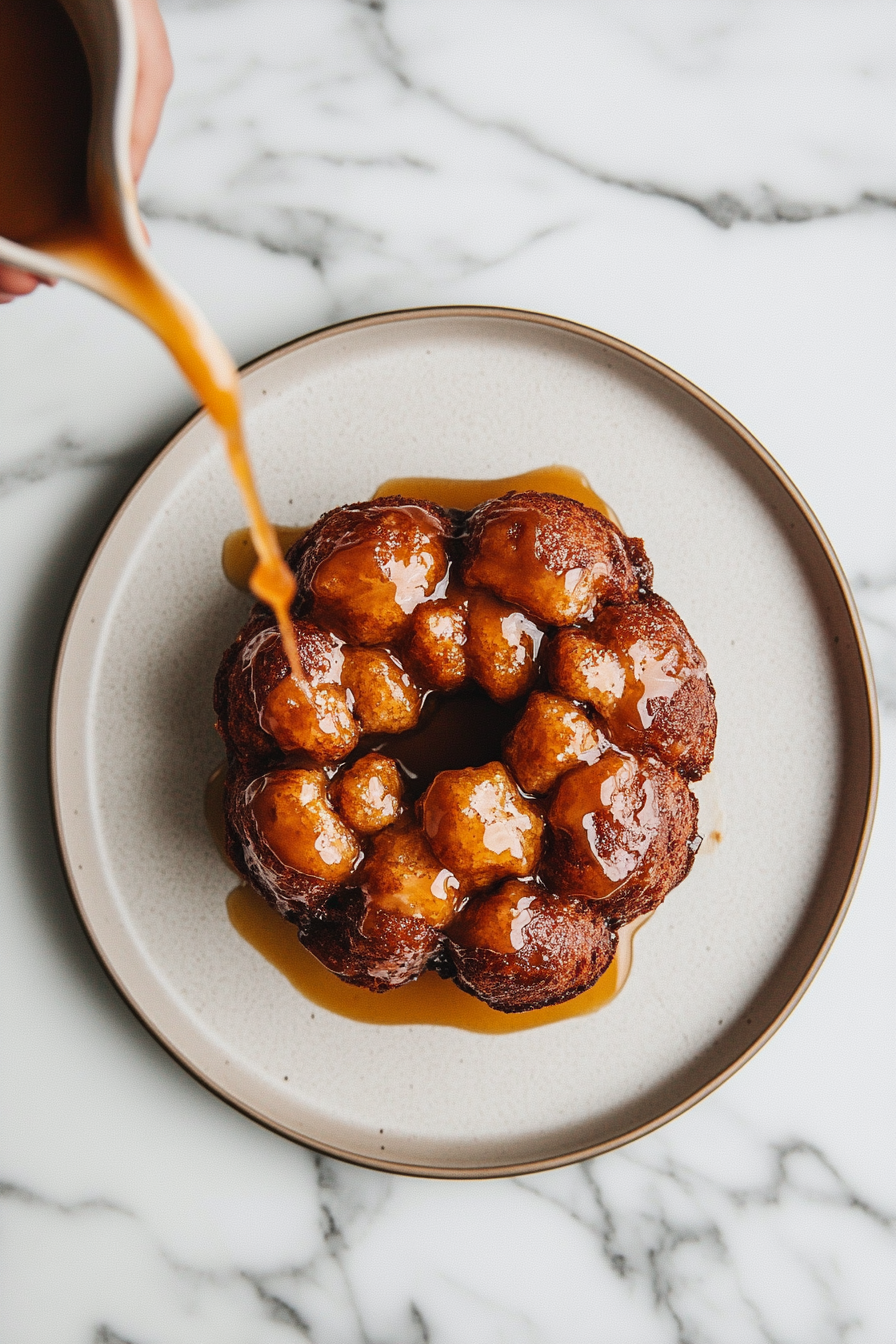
[51,307,878,1177]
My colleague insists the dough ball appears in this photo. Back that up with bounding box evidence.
[330,753,404,834]
[548,594,716,779]
[462,491,640,625]
[300,888,442,991]
[503,691,605,794]
[542,751,699,923]
[420,762,543,887]
[445,880,617,1012]
[361,817,465,927]
[465,589,544,702]
[341,646,422,733]
[215,613,358,766]
[223,767,358,922]
[294,498,451,644]
[404,590,469,690]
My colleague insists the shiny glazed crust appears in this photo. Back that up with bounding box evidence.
[215,490,716,1011]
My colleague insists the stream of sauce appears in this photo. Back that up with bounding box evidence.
[0,0,305,684]
[214,468,649,1031]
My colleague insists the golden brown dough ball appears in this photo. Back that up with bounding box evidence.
[420,762,543,888]
[262,674,359,763]
[299,889,442,991]
[462,491,640,625]
[214,614,359,766]
[222,767,356,923]
[294,498,451,645]
[341,647,422,733]
[361,817,464,927]
[445,880,617,1012]
[404,590,469,690]
[250,768,360,881]
[330,753,404,834]
[542,751,698,923]
[465,589,544,702]
[547,594,716,779]
[503,691,605,794]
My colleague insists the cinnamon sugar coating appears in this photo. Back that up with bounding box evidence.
[216,489,715,1010]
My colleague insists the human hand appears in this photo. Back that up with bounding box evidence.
[0,0,173,303]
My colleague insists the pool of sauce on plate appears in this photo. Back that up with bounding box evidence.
[214,468,650,1031]
[0,0,303,683]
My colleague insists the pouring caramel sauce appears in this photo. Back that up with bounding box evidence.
[214,468,651,1031]
[0,0,304,685]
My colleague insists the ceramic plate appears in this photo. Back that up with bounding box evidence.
[51,307,878,1177]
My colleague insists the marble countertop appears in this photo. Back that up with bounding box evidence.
[2,1,895,1338]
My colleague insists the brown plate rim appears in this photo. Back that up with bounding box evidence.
[50,304,880,1179]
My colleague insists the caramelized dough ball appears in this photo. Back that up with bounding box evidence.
[361,817,464,927]
[547,594,716,779]
[262,676,358,764]
[214,613,358,766]
[341,646,421,733]
[421,762,543,888]
[465,590,544,702]
[293,498,451,645]
[504,691,605,794]
[446,880,617,1012]
[331,753,403,834]
[300,888,442,991]
[223,767,357,922]
[462,491,640,625]
[250,769,359,880]
[405,590,469,690]
[542,752,699,924]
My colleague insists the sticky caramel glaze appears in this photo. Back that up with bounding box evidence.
[223,526,307,591]
[374,465,622,528]
[215,468,657,1030]
[227,883,646,1033]
[221,466,621,591]
[0,0,303,687]
[209,764,645,1029]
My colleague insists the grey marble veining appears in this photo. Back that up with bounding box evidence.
[3,1115,895,1341]
[1,0,895,1338]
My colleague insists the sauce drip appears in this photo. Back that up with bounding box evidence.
[222,465,621,591]
[212,468,651,1031]
[0,0,304,686]
[226,882,643,1034]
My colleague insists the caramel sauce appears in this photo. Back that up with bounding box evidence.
[212,466,651,1031]
[222,526,307,593]
[0,0,91,243]
[222,466,620,592]
[226,882,644,1033]
[374,465,621,525]
[0,0,304,684]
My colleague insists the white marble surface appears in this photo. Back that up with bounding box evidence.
[1,0,895,1338]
